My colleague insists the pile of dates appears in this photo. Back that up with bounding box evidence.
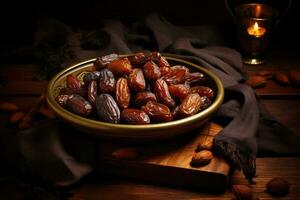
[55,52,214,125]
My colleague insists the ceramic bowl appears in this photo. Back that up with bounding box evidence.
[46,55,224,143]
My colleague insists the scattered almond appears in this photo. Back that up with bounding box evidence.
[196,135,214,151]
[9,111,25,124]
[190,150,212,167]
[256,70,273,79]
[232,185,253,200]
[22,114,35,125]
[266,178,290,197]
[39,105,56,119]
[274,73,290,86]
[0,102,19,112]
[20,95,45,127]
[245,76,267,88]
[111,147,138,159]
[289,70,300,87]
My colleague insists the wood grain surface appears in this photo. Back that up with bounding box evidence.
[97,123,230,193]
[69,158,300,200]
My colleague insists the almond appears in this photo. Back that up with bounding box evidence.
[266,178,290,197]
[9,111,25,124]
[256,70,273,79]
[19,122,32,130]
[274,73,290,86]
[190,150,212,167]
[245,76,267,88]
[289,70,300,87]
[232,184,253,200]
[111,147,138,159]
[196,135,214,151]
[0,102,19,112]
[39,105,56,119]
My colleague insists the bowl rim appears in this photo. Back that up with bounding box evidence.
[46,55,224,132]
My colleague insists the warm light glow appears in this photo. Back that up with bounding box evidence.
[247,22,266,37]
[255,5,262,18]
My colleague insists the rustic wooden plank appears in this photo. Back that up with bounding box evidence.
[244,57,300,97]
[0,81,47,96]
[96,123,230,193]
[0,63,47,95]
[261,99,300,137]
[70,158,300,200]
[0,63,41,80]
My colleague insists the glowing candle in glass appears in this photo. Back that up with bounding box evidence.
[247,22,266,38]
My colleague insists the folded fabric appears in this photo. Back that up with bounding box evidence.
[2,14,300,190]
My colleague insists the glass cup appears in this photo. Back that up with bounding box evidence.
[235,3,276,65]
[225,1,291,65]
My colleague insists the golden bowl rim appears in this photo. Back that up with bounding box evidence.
[46,55,224,132]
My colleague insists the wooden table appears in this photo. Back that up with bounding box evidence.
[0,52,299,199]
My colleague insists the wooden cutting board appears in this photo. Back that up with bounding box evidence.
[97,122,230,193]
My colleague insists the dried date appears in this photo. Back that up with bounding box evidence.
[179,93,201,117]
[66,94,92,117]
[171,65,190,74]
[190,86,214,100]
[96,94,120,124]
[169,84,190,101]
[88,80,97,106]
[121,108,150,125]
[83,71,100,84]
[128,68,146,92]
[66,74,82,89]
[55,94,71,107]
[162,68,186,85]
[159,66,171,76]
[148,51,162,63]
[133,92,157,107]
[200,96,212,110]
[128,52,147,66]
[148,52,170,68]
[93,53,119,69]
[107,57,132,76]
[116,78,131,109]
[158,56,170,68]
[185,72,206,86]
[98,68,116,93]
[141,101,172,122]
[143,61,161,81]
[154,79,175,108]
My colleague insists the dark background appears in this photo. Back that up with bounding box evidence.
[0,0,299,53]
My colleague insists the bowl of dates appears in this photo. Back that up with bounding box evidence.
[46,52,224,142]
